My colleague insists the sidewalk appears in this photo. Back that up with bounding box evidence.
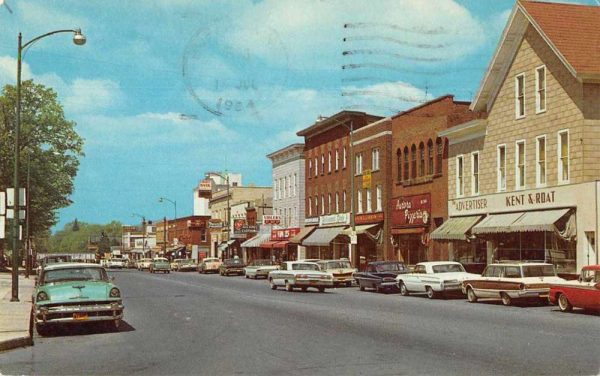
[0,269,35,352]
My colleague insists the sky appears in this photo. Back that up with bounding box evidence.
[0,0,596,231]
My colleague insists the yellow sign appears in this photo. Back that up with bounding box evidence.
[362,169,371,189]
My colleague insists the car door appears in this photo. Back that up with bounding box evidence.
[405,265,425,292]
[272,262,287,286]
[473,265,500,297]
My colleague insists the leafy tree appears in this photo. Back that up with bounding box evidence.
[0,80,84,245]
[72,218,80,231]
[47,220,122,253]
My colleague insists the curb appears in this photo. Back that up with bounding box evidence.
[0,335,33,352]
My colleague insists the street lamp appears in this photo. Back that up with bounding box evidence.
[158,197,176,255]
[158,197,177,219]
[131,213,147,258]
[207,172,230,259]
[11,28,86,302]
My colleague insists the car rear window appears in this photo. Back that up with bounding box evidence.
[522,265,555,277]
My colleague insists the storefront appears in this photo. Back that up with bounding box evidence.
[438,182,600,276]
[289,225,316,260]
[302,213,350,260]
[241,233,270,263]
[347,212,384,269]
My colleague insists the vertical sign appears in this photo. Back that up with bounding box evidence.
[0,192,5,215]
[0,216,4,239]
[362,169,372,189]
[6,188,26,206]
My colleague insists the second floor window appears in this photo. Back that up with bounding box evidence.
[456,155,464,197]
[355,153,363,175]
[328,193,332,214]
[411,145,417,179]
[396,150,402,181]
[515,73,525,118]
[472,152,479,195]
[335,149,339,171]
[321,195,325,215]
[343,147,347,169]
[536,135,546,186]
[427,140,434,175]
[343,190,347,212]
[558,130,569,183]
[516,140,525,189]
[404,147,410,181]
[372,148,380,171]
[335,192,339,213]
[376,185,382,212]
[366,188,372,212]
[419,143,425,177]
[436,138,443,174]
[314,157,318,177]
[357,189,363,214]
[497,145,507,191]
[536,66,546,113]
[328,151,332,173]
[321,154,325,175]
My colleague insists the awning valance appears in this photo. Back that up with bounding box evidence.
[289,227,315,244]
[241,233,270,248]
[430,215,483,241]
[472,209,571,234]
[340,224,379,236]
[391,227,424,235]
[302,226,346,247]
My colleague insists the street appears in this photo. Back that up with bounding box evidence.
[1,269,599,376]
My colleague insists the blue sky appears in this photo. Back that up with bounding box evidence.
[0,0,596,230]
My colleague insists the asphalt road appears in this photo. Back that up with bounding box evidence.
[1,269,599,376]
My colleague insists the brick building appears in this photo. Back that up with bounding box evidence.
[157,215,211,259]
[390,95,477,265]
[435,1,600,275]
[297,111,382,262]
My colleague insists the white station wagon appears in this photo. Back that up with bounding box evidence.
[268,261,334,292]
[396,261,480,299]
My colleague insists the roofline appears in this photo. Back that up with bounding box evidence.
[391,95,468,119]
[353,117,391,135]
[296,110,383,137]
[266,143,305,160]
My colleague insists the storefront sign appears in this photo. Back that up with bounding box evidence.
[263,215,281,224]
[208,220,223,229]
[362,169,371,189]
[450,188,563,216]
[271,227,301,241]
[233,219,258,234]
[390,194,431,227]
[319,213,350,227]
[304,217,319,226]
[355,212,384,225]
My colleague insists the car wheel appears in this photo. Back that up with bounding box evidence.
[270,279,277,290]
[285,282,293,292]
[301,287,308,292]
[500,292,512,306]
[345,281,352,287]
[318,287,325,293]
[558,293,573,312]
[426,286,437,299]
[35,323,50,337]
[399,282,409,296]
[359,283,365,292]
[467,287,478,303]
[245,274,249,279]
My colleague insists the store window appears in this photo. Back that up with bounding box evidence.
[536,65,546,113]
[515,140,526,189]
[497,144,506,191]
[515,73,525,118]
[536,135,546,187]
[558,130,569,183]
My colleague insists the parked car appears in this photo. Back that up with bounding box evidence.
[317,259,357,287]
[244,259,279,279]
[149,258,171,274]
[549,265,600,312]
[219,258,246,276]
[136,258,152,271]
[125,259,137,269]
[173,259,198,272]
[106,258,126,269]
[198,257,222,274]
[396,261,480,299]
[37,255,73,275]
[462,262,565,306]
[32,263,124,335]
[268,261,334,292]
[354,261,409,292]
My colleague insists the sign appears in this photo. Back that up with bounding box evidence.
[304,217,319,226]
[198,179,212,191]
[362,169,372,189]
[208,220,223,229]
[0,216,4,239]
[233,219,258,235]
[6,209,26,220]
[263,215,281,224]
[390,194,431,227]
[271,227,300,241]
[319,213,350,227]
[0,192,4,215]
[355,212,384,225]
[350,233,357,245]
[6,188,26,207]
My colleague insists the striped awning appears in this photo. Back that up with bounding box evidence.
[472,209,570,234]
[289,227,315,244]
[430,215,483,241]
[241,233,270,248]
[302,226,346,247]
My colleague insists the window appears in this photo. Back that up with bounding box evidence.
[536,66,546,113]
[436,138,443,174]
[321,195,325,215]
[355,153,363,175]
[366,188,372,212]
[411,145,417,179]
[314,197,318,215]
[536,135,546,186]
[328,193,332,214]
[335,149,339,171]
[321,154,325,175]
[376,185,382,212]
[396,149,402,182]
[558,130,569,183]
[372,148,380,171]
[357,189,363,214]
[515,140,525,189]
[471,152,479,195]
[308,160,312,178]
[456,155,464,197]
[515,73,525,118]
[293,174,297,196]
[284,176,288,197]
[343,190,347,212]
[328,151,332,173]
[335,192,339,213]
[314,157,318,177]
[343,147,347,169]
[403,147,410,181]
[419,142,425,177]
[497,145,507,191]
[427,139,434,175]
[308,196,312,216]
[273,180,277,200]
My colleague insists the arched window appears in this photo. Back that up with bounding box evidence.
[307,196,312,216]
[403,147,410,181]
[396,149,402,182]
[427,139,434,175]
[411,144,417,179]
[419,142,425,177]
[436,137,443,174]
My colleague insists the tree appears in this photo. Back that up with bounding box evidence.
[72,218,80,231]
[0,80,84,242]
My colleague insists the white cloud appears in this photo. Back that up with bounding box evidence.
[63,78,124,114]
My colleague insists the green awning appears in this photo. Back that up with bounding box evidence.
[302,226,346,247]
[471,209,570,234]
[430,216,483,241]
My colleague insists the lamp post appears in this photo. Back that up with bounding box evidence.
[10,28,86,302]
[132,213,147,258]
[158,197,176,256]
[207,172,230,259]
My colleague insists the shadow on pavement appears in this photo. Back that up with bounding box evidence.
[35,320,135,338]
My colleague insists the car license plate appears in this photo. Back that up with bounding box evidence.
[73,312,88,320]
[309,280,317,285]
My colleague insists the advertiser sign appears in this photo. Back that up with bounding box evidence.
[198,179,212,191]
[390,194,431,227]
[271,227,300,241]
[234,219,258,235]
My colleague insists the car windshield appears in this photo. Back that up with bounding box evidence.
[432,264,465,273]
[324,261,352,269]
[522,265,556,277]
[204,259,218,263]
[226,259,243,265]
[252,260,273,266]
[154,259,168,262]
[292,263,319,271]
[376,263,406,272]
[43,267,107,284]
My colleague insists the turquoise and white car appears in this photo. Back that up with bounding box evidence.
[32,263,124,335]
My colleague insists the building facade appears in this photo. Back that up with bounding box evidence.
[435,1,600,276]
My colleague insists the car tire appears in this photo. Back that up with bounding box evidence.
[301,287,307,292]
[270,279,277,290]
[285,282,293,292]
[467,287,478,303]
[359,283,365,292]
[318,287,325,293]
[399,282,409,296]
[426,286,437,299]
[345,281,352,287]
[500,292,512,306]
[558,293,573,312]
[35,323,50,337]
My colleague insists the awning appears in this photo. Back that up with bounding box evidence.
[260,241,279,249]
[273,241,289,249]
[391,227,424,235]
[302,226,346,247]
[430,215,483,241]
[241,233,270,248]
[340,224,379,236]
[289,227,315,244]
[472,209,571,234]
[217,240,236,251]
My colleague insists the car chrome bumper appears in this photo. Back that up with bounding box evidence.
[295,279,334,287]
[34,302,124,324]
[515,288,550,298]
